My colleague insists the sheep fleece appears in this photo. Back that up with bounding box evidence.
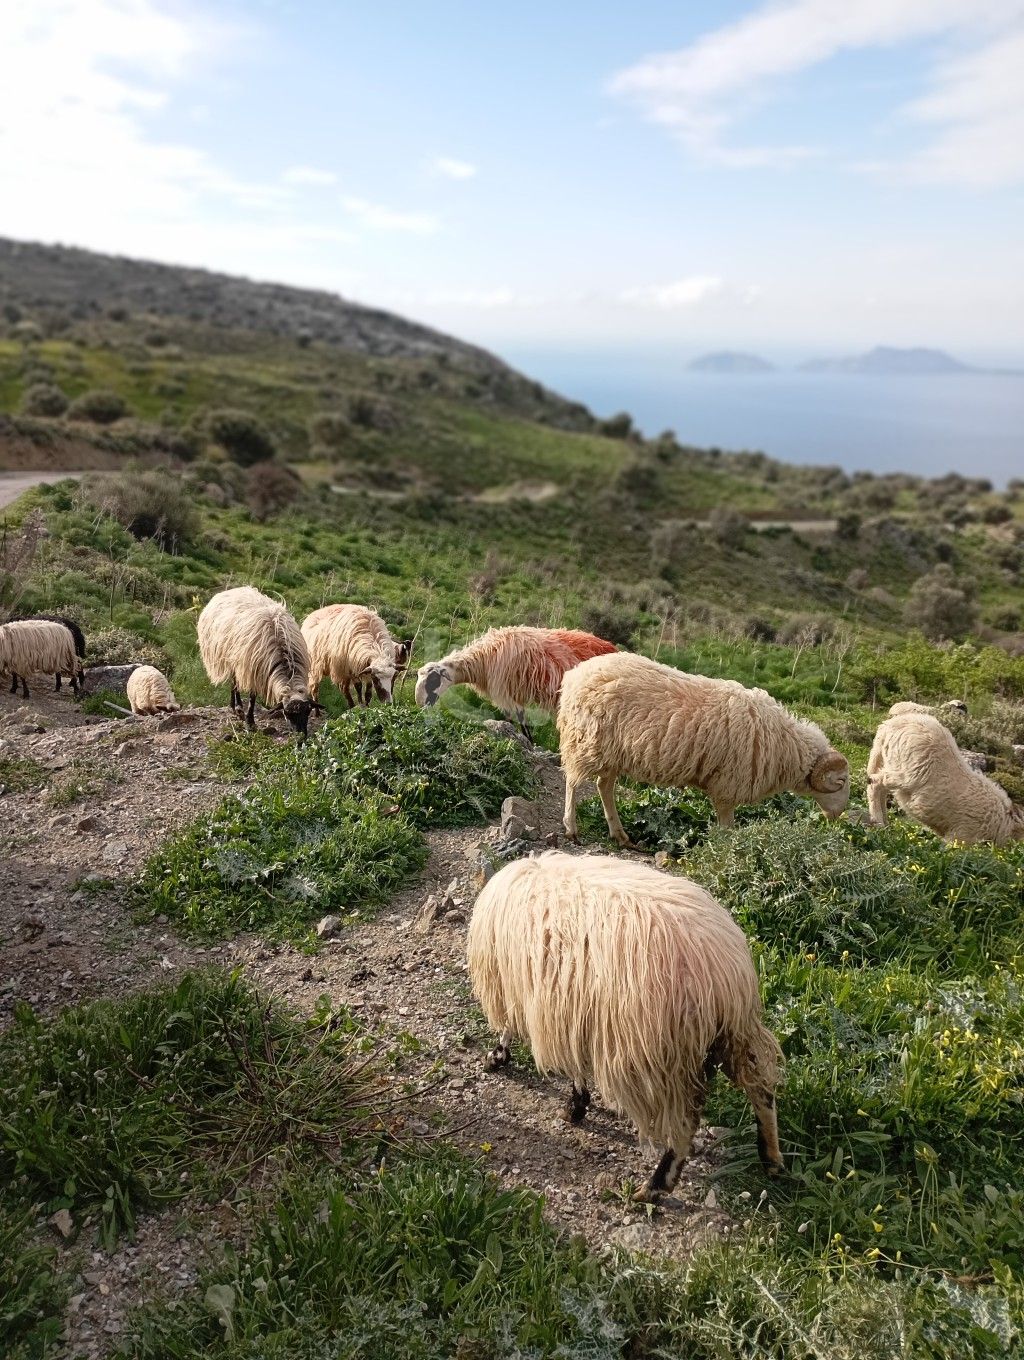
[126,665,180,715]
[301,604,399,693]
[467,851,779,1153]
[0,620,78,680]
[197,586,309,704]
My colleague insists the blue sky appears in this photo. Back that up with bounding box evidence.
[2,0,1022,361]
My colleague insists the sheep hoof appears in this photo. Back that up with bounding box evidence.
[484,1044,511,1072]
[631,1185,662,1205]
[563,831,580,845]
[563,1087,591,1125]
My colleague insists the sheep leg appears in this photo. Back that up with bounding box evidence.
[514,708,533,744]
[341,680,356,709]
[866,775,890,826]
[484,1032,512,1072]
[245,693,258,730]
[9,674,17,694]
[634,1124,697,1202]
[712,801,736,828]
[563,776,582,842]
[17,674,29,700]
[55,673,62,692]
[562,1084,591,1126]
[597,774,633,848]
[230,684,241,714]
[749,1087,784,1176]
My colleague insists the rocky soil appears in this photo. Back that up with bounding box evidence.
[0,687,740,1358]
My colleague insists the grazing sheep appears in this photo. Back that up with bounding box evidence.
[888,700,968,718]
[0,619,82,700]
[867,712,1024,845]
[301,604,411,708]
[197,586,318,737]
[126,665,180,716]
[415,626,615,737]
[19,614,86,691]
[558,652,850,844]
[468,851,783,1201]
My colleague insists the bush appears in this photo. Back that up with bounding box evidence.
[67,388,127,424]
[599,411,633,439]
[707,505,749,549]
[91,470,199,549]
[87,627,169,670]
[246,460,301,520]
[904,564,978,641]
[348,392,397,431]
[205,408,276,465]
[308,411,350,453]
[19,382,68,418]
[579,603,638,648]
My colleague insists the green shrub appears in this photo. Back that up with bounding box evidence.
[67,388,127,424]
[89,470,199,549]
[205,409,276,465]
[308,410,350,453]
[86,627,169,670]
[0,1202,62,1360]
[18,382,67,418]
[905,565,978,642]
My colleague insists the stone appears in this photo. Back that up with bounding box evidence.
[50,1209,74,1239]
[500,796,540,841]
[610,1221,655,1252]
[80,664,138,696]
[315,915,342,938]
[413,895,442,934]
[75,815,99,833]
[703,1188,717,1210]
[101,840,129,864]
[483,718,532,749]
[654,850,672,868]
[962,750,993,773]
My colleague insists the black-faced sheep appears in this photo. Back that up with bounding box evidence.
[197,586,318,737]
[126,665,180,716]
[867,711,1024,845]
[415,626,615,739]
[0,619,82,699]
[301,604,411,707]
[468,851,783,1201]
[557,651,850,844]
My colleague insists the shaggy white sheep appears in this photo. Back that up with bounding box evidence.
[468,851,783,1201]
[301,604,411,707]
[415,626,615,738]
[867,711,1024,845]
[197,586,318,736]
[126,665,180,716]
[887,700,968,718]
[558,651,850,843]
[0,619,82,700]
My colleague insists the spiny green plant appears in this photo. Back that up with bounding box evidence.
[0,1202,62,1360]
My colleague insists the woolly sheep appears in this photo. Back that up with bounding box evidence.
[888,700,968,718]
[867,711,1024,845]
[558,651,850,844]
[19,614,86,691]
[301,604,411,708]
[126,665,180,716]
[468,851,783,1201]
[197,586,318,737]
[0,620,82,700]
[415,626,615,738]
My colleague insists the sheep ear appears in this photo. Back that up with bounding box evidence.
[809,751,848,792]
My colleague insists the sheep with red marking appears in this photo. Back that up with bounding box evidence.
[198,586,317,737]
[415,626,615,737]
[0,620,82,700]
[301,604,411,708]
[468,851,783,1201]
[558,651,850,843]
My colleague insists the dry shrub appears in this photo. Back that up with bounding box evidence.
[246,461,301,521]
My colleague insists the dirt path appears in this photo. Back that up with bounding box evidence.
[1,690,735,1355]
[0,470,83,509]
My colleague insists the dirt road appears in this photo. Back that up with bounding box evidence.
[0,470,83,509]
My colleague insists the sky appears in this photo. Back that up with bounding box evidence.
[1,0,1023,362]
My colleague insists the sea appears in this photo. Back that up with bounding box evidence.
[503,348,1024,487]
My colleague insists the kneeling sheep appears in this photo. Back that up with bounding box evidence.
[467,851,783,1201]
[126,665,180,716]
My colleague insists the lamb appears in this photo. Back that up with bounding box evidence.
[19,614,86,691]
[888,700,968,718]
[301,604,411,708]
[126,665,180,716]
[197,586,319,737]
[867,711,1024,845]
[468,851,783,1201]
[0,619,82,700]
[558,651,850,844]
[415,626,615,737]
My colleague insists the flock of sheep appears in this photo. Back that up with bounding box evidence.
[2,585,1022,1201]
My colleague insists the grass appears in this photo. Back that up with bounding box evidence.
[140,708,534,941]
[0,971,386,1248]
[0,755,45,795]
[0,1203,62,1360]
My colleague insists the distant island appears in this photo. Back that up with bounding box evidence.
[800,346,972,375]
[688,351,775,374]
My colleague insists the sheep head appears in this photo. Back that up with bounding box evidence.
[415,662,453,708]
[365,657,397,703]
[803,750,850,818]
[267,689,321,738]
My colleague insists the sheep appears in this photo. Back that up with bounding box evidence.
[19,614,86,691]
[558,651,850,844]
[126,665,180,716]
[301,604,411,708]
[197,586,319,737]
[867,711,1024,845]
[468,851,783,1201]
[888,700,968,718]
[415,626,615,739]
[0,619,82,700]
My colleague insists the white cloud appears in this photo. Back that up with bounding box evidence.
[430,156,478,180]
[609,0,1024,185]
[283,165,338,186]
[619,276,724,309]
[341,196,440,234]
